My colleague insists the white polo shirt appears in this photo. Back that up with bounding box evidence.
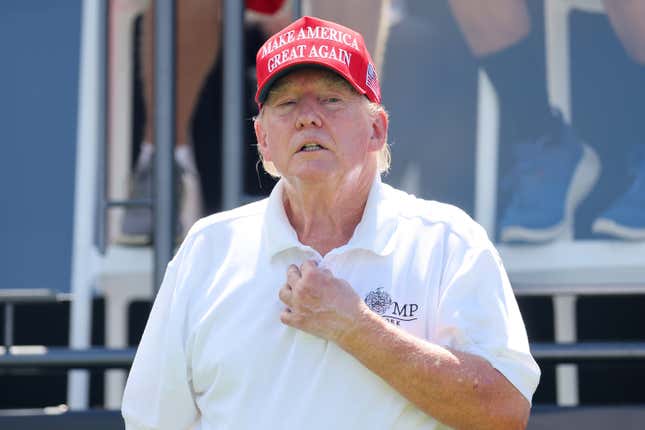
[122,177,540,430]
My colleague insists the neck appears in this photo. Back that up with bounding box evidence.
[282,172,376,256]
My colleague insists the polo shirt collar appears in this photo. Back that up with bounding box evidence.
[262,176,400,258]
[263,180,303,256]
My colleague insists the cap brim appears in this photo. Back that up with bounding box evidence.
[255,61,367,105]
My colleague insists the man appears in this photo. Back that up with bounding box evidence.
[122,16,540,429]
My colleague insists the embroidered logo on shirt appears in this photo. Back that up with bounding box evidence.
[364,287,419,326]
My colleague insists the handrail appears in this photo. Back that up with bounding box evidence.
[0,289,70,304]
[532,342,645,361]
[0,347,135,369]
[513,282,645,297]
[1,291,70,351]
[1,342,645,370]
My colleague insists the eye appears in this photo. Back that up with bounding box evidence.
[277,99,296,107]
[323,97,341,104]
[271,98,297,111]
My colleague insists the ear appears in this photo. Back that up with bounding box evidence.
[368,109,388,152]
[254,117,272,162]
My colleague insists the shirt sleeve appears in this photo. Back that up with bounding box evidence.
[434,240,541,404]
[121,253,198,429]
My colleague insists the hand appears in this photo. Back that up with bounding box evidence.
[278,260,368,343]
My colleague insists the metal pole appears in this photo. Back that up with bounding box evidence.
[513,282,645,297]
[292,0,302,19]
[222,0,244,210]
[4,304,13,349]
[531,342,645,360]
[0,348,136,369]
[96,0,108,256]
[3,342,645,369]
[153,0,177,292]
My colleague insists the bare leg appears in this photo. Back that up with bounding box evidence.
[142,0,221,147]
[123,0,219,242]
[604,0,645,64]
[448,0,530,57]
[448,0,552,143]
[303,0,391,71]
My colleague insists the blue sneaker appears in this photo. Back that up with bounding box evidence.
[592,146,645,240]
[499,118,601,243]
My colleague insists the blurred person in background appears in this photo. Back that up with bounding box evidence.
[446,0,645,242]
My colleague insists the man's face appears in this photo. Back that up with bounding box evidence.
[255,68,386,184]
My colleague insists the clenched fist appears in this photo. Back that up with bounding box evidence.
[278,260,369,344]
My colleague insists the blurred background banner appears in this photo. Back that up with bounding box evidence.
[0,0,82,294]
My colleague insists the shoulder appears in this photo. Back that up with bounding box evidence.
[167,198,269,286]
[381,182,491,247]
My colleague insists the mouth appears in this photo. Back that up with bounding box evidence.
[298,142,326,152]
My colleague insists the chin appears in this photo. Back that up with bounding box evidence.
[289,167,337,183]
[286,162,336,180]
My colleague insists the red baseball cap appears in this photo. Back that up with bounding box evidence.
[255,16,381,106]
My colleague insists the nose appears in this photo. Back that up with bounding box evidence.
[295,100,322,130]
